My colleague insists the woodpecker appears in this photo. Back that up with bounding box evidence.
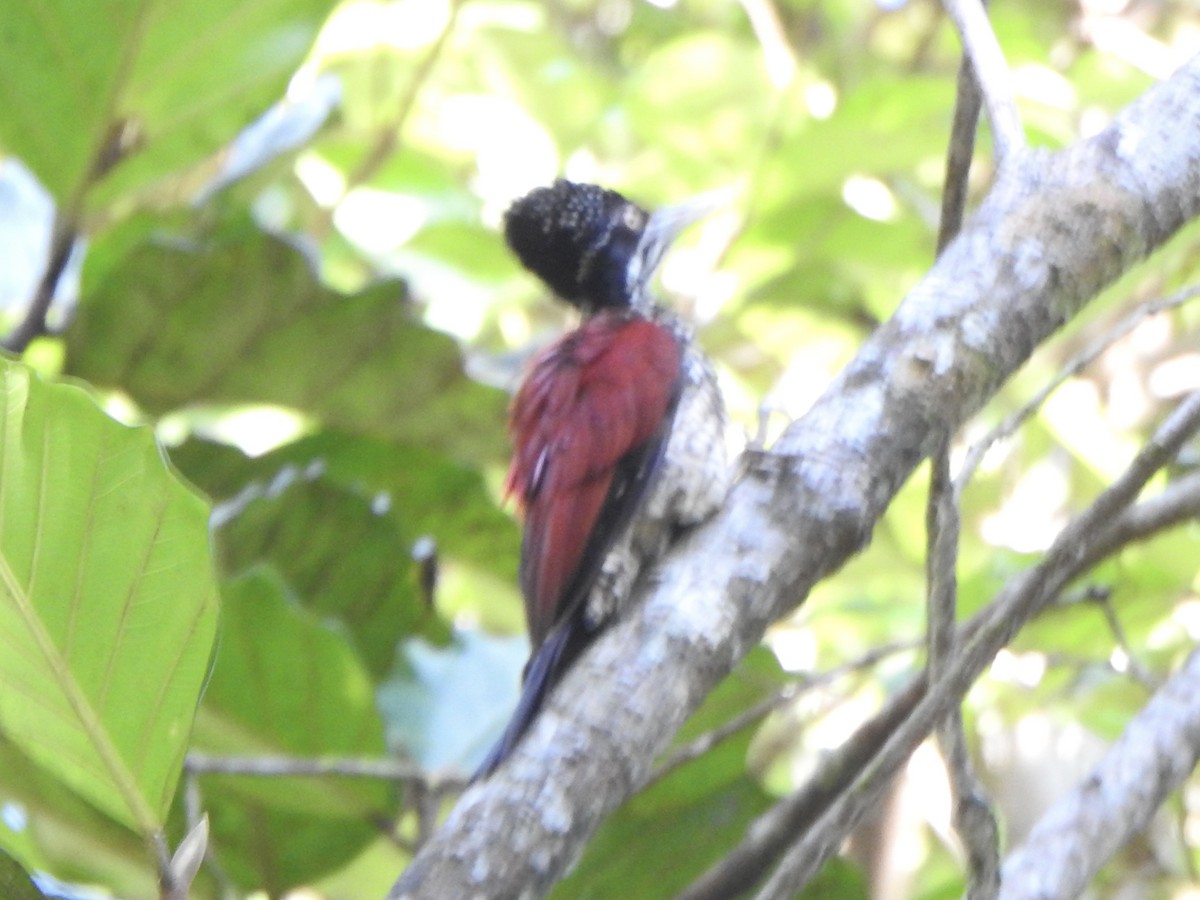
[476,179,730,778]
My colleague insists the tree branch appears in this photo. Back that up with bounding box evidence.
[928,38,1002,896]
[937,1,986,252]
[998,646,1200,899]
[388,55,1200,900]
[941,0,1025,165]
[928,441,1001,899]
[752,391,1200,898]
[647,640,912,787]
[679,463,1200,900]
[2,212,78,353]
[955,280,1200,492]
[184,753,464,790]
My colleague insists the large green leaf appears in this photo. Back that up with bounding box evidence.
[172,431,519,585]
[0,0,336,207]
[206,799,379,894]
[214,469,440,677]
[0,736,157,899]
[0,358,219,834]
[171,430,521,674]
[192,568,390,890]
[66,222,507,463]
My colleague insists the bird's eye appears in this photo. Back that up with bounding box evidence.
[622,205,648,231]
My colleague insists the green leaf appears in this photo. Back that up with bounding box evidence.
[625,32,773,177]
[193,568,390,890]
[0,846,49,900]
[0,735,157,899]
[0,357,219,834]
[206,799,379,894]
[194,569,389,812]
[169,430,523,674]
[213,466,440,677]
[66,222,507,463]
[798,859,870,900]
[173,431,519,588]
[0,0,336,207]
[762,75,954,201]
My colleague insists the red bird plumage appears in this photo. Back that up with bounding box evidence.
[506,313,682,650]
[474,180,728,778]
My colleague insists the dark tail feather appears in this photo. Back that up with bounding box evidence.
[473,617,591,780]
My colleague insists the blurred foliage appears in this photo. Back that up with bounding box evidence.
[0,848,47,900]
[1,0,1199,897]
[191,570,391,892]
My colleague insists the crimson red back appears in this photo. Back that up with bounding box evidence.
[505,311,681,650]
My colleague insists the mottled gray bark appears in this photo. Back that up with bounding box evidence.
[999,648,1200,899]
[388,54,1200,900]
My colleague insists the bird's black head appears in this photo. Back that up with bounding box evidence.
[503,180,649,313]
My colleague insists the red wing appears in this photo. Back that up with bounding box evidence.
[506,313,681,651]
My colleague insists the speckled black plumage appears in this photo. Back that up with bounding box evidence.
[503,180,649,311]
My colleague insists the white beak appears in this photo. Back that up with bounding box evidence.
[628,185,738,299]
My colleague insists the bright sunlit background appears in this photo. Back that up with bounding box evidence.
[2,0,1200,897]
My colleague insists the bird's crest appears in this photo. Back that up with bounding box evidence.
[504,180,649,312]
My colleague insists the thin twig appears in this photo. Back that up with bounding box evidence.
[649,640,915,786]
[310,0,461,244]
[184,752,466,790]
[955,283,1200,494]
[679,440,1200,900]
[182,772,240,899]
[738,0,796,89]
[749,392,1200,899]
[1081,468,1200,569]
[2,212,78,353]
[1091,589,1159,690]
[941,0,1025,166]
[928,438,1001,899]
[926,441,958,680]
[937,1,986,254]
[940,704,1001,900]
[184,752,468,859]
[347,2,460,191]
[931,45,1003,886]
